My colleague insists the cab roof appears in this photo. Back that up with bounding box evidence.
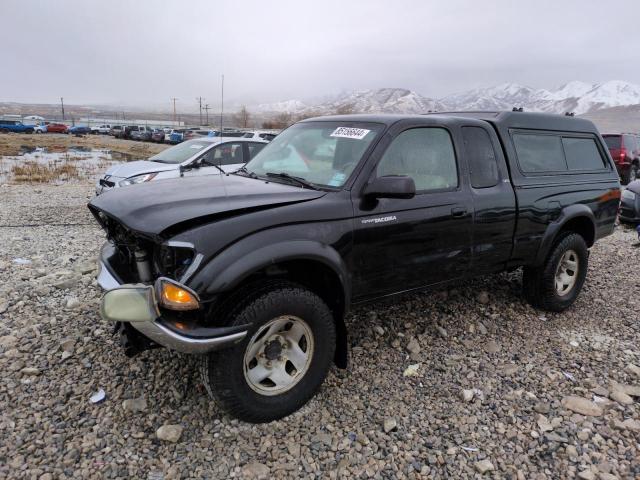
[300,111,599,134]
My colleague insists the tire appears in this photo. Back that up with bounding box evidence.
[0,128,9,134]
[200,282,336,423]
[522,232,588,312]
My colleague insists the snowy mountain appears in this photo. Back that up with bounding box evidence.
[443,80,640,115]
[255,88,445,115]
[254,81,640,117]
[317,88,446,114]
[441,83,537,111]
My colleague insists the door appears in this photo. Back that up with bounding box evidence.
[352,126,473,300]
[461,126,517,274]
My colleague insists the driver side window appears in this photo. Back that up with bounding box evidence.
[376,127,458,192]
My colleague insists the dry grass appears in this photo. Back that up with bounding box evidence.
[11,162,79,183]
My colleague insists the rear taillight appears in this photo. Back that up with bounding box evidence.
[620,148,627,160]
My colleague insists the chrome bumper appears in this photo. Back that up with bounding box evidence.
[97,260,247,354]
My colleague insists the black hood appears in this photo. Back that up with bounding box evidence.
[89,174,326,238]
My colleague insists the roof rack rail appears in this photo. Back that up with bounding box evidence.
[512,107,524,112]
[565,112,575,117]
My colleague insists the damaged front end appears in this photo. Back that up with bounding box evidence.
[89,205,247,356]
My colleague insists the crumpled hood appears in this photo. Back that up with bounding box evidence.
[104,160,178,179]
[89,174,326,238]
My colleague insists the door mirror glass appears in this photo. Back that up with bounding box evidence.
[364,175,416,199]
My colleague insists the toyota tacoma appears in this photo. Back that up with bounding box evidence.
[89,111,620,422]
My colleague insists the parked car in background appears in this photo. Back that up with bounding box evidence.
[209,129,245,138]
[169,129,187,144]
[109,125,124,136]
[0,120,34,133]
[91,124,112,134]
[33,123,48,134]
[68,125,92,135]
[131,126,153,141]
[89,112,619,422]
[602,133,640,184]
[151,129,166,143]
[117,125,140,139]
[620,180,640,223]
[242,131,278,141]
[95,137,268,195]
[46,123,69,134]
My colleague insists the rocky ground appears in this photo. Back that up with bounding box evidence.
[0,133,168,157]
[0,183,639,479]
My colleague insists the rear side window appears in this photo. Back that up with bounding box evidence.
[513,134,566,173]
[562,137,606,170]
[462,127,499,188]
[377,127,458,191]
[248,142,266,159]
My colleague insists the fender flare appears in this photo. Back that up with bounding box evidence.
[190,240,351,368]
[534,204,595,266]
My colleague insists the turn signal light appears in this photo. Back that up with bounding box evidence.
[158,280,199,311]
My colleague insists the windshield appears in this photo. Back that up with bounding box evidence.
[149,139,214,164]
[243,121,383,187]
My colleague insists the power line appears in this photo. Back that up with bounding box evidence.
[204,104,211,126]
[170,97,178,123]
[196,97,204,125]
[220,75,224,132]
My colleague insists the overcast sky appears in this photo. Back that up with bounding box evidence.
[2,0,640,110]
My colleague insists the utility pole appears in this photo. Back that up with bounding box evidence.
[60,97,65,121]
[204,104,211,126]
[170,97,178,123]
[196,97,204,125]
[220,75,224,132]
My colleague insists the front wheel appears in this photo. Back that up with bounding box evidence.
[522,232,588,312]
[200,282,336,423]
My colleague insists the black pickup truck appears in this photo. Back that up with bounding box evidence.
[89,111,620,422]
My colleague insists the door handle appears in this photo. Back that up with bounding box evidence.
[451,207,467,218]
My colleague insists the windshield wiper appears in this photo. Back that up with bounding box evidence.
[234,165,258,178]
[265,172,318,190]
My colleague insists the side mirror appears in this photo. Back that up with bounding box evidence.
[364,175,416,199]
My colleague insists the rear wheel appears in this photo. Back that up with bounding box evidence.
[522,232,588,312]
[200,282,335,423]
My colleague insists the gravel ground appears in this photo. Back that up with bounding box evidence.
[0,183,639,479]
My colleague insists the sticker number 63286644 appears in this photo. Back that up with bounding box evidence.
[330,127,371,140]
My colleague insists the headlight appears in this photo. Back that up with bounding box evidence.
[119,172,158,187]
[622,189,636,200]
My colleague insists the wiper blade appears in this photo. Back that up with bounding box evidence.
[265,172,318,190]
[234,165,258,178]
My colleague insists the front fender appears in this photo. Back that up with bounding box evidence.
[534,204,595,266]
[189,239,350,305]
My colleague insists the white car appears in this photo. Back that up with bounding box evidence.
[33,123,47,134]
[91,124,112,134]
[242,130,278,141]
[95,137,268,195]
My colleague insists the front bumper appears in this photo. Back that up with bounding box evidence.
[97,258,247,354]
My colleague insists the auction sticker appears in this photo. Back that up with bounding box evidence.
[330,127,371,140]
